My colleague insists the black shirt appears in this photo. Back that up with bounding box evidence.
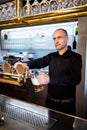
[27,46,82,99]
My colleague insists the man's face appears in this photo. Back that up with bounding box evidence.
[53,30,68,51]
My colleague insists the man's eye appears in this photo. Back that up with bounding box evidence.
[57,36,62,39]
[53,36,63,40]
[53,38,56,40]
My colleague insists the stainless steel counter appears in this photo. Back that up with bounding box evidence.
[0,94,87,130]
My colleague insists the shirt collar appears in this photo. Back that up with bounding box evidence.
[57,46,71,56]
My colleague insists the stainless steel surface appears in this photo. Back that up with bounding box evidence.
[1,94,87,130]
[0,94,56,130]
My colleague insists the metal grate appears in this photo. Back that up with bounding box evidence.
[0,101,56,130]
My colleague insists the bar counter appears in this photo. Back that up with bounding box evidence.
[0,94,87,130]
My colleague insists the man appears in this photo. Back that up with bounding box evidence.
[14,28,82,115]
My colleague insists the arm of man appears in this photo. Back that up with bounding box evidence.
[71,54,82,86]
[14,62,50,85]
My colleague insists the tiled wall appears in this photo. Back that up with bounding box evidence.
[1,21,78,59]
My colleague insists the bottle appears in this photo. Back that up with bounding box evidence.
[75,23,78,35]
[72,36,77,50]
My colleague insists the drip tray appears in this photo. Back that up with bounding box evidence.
[0,96,57,130]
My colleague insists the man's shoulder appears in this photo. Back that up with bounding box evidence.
[68,46,81,58]
[71,50,82,59]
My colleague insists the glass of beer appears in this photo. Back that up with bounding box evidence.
[30,74,44,92]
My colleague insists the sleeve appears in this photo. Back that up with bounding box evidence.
[70,54,82,86]
[25,54,50,69]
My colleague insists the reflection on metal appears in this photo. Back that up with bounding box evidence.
[0,95,57,129]
[0,63,44,92]
[0,63,29,86]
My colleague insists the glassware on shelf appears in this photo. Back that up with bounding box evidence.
[11,1,16,18]
[30,0,40,15]
[73,0,80,6]
[65,0,71,8]
[79,0,83,5]
[0,1,16,20]
[7,2,16,19]
[3,4,9,20]
[23,0,30,16]
[58,0,69,10]
[6,4,11,19]
[82,0,87,5]
[40,0,49,13]
[23,4,29,16]
[49,0,58,11]
[68,0,75,8]
[6,4,11,18]
[1,4,7,20]
[0,6,3,20]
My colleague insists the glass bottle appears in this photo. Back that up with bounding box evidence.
[72,36,77,50]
